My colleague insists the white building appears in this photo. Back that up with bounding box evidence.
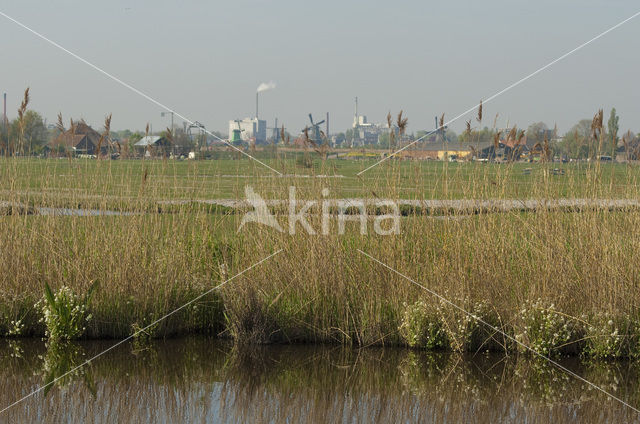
[228,118,267,144]
[353,115,386,145]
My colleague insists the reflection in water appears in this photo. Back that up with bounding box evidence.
[0,337,638,423]
[40,342,95,397]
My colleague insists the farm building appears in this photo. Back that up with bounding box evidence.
[51,122,108,155]
[134,136,171,148]
[616,136,640,161]
[134,136,172,156]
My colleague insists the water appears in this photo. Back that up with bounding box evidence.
[0,337,639,423]
[37,207,136,216]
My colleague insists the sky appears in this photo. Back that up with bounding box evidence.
[0,1,638,137]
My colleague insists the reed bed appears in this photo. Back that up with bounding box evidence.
[1,157,640,359]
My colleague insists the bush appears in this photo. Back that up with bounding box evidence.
[37,283,95,341]
[399,300,448,350]
[438,299,508,353]
[583,313,633,359]
[516,299,577,357]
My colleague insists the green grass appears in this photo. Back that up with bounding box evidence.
[2,158,640,212]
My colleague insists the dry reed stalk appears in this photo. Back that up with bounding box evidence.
[143,123,150,159]
[386,112,395,149]
[16,88,30,155]
[591,109,604,141]
[95,114,112,159]
[543,134,551,162]
[396,111,408,136]
[492,131,502,158]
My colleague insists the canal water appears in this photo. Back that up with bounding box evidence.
[0,337,638,423]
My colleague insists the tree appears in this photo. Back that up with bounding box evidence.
[8,110,48,155]
[170,128,195,155]
[526,122,549,145]
[115,129,134,140]
[0,120,8,155]
[559,119,592,159]
[458,126,496,145]
[377,132,390,148]
[607,108,619,158]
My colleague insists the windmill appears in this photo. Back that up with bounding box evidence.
[435,116,448,142]
[267,118,287,145]
[301,113,326,147]
[231,119,245,146]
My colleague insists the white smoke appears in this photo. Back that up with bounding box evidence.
[257,81,276,93]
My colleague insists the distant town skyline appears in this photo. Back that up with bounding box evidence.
[1,1,639,136]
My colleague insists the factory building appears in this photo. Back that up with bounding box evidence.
[228,118,267,144]
[353,115,384,145]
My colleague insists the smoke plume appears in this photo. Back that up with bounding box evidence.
[257,81,276,93]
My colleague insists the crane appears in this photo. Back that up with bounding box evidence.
[187,121,207,150]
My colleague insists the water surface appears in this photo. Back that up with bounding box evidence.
[0,337,638,423]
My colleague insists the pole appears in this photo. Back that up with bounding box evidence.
[326,112,329,141]
[170,112,175,156]
[353,97,359,147]
[256,92,259,120]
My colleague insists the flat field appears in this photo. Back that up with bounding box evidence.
[2,156,640,209]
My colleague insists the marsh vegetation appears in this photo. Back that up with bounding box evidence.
[1,156,640,362]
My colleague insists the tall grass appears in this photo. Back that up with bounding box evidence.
[1,155,640,358]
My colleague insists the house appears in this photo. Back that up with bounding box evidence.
[52,122,108,155]
[497,136,530,161]
[134,136,172,156]
[617,136,640,161]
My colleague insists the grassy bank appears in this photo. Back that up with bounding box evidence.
[1,158,640,359]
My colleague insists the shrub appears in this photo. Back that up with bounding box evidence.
[438,299,508,353]
[37,282,96,341]
[399,300,448,350]
[583,313,633,359]
[516,299,577,357]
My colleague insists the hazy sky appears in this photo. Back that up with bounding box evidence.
[1,1,638,136]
